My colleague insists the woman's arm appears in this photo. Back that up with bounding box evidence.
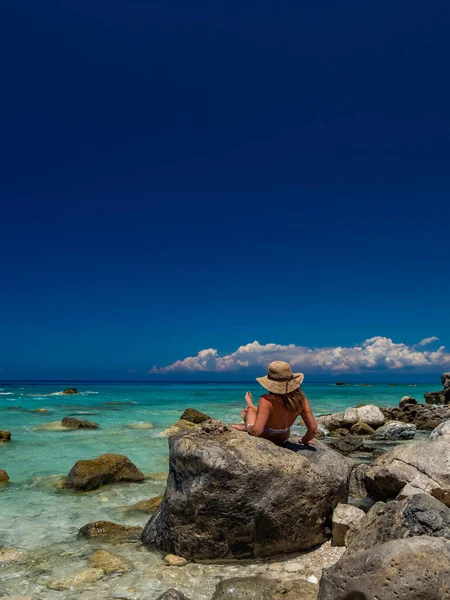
[299,397,318,444]
[245,396,271,437]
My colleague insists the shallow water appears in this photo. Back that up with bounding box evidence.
[0,381,431,597]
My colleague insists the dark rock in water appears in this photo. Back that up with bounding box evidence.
[399,395,417,408]
[346,493,450,554]
[0,469,9,483]
[317,536,450,600]
[78,521,142,543]
[327,435,366,456]
[142,425,353,559]
[62,388,78,395]
[349,464,370,499]
[155,590,190,600]
[64,453,145,491]
[0,430,11,442]
[329,428,350,437]
[370,421,416,440]
[61,416,99,429]
[179,408,210,424]
[364,438,450,505]
[425,390,450,405]
[335,381,346,386]
[211,577,318,600]
[128,494,164,513]
[382,402,450,430]
[350,422,374,436]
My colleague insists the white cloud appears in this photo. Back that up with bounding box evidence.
[149,337,450,374]
[416,336,440,347]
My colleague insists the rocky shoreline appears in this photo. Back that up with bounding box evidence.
[1,379,450,599]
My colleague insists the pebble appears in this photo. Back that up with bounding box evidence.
[164,554,188,567]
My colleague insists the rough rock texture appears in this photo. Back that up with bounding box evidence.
[163,420,201,437]
[64,453,144,491]
[62,388,78,395]
[381,402,450,430]
[399,395,417,408]
[211,577,318,600]
[425,390,450,404]
[317,536,450,600]
[327,435,366,456]
[364,438,450,505]
[89,550,129,573]
[155,590,190,600]
[329,428,349,437]
[371,421,416,440]
[350,422,374,435]
[78,521,142,543]
[331,504,365,546]
[0,430,11,442]
[142,427,353,559]
[317,406,384,432]
[128,494,164,513]
[48,568,104,590]
[180,408,211,423]
[0,469,9,483]
[163,554,188,566]
[355,405,385,428]
[346,493,450,554]
[349,464,370,498]
[61,416,99,429]
[430,419,450,440]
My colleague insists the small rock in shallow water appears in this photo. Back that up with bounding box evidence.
[0,469,9,483]
[78,521,143,543]
[61,416,99,429]
[0,548,23,563]
[163,554,188,566]
[62,387,78,395]
[125,422,154,430]
[0,430,11,442]
[64,453,145,491]
[47,567,104,590]
[146,472,168,481]
[127,494,164,513]
[371,421,416,440]
[89,550,129,573]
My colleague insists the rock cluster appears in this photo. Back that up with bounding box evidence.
[142,424,353,559]
[64,453,144,491]
[316,405,385,435]
[382,400,450,430]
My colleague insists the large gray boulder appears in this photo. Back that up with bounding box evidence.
[141,423,353,559]
[364,437,450,505]
[318,536,450,600]
[430,419,450,440]
[331,503,365,546]
[370,421,416,440]
[346,493,450,554]
[317,406,384,432]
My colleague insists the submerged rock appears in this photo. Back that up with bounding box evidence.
[0,548,24,563]
[180,407,211,423]
[364,437,450,505]
[61,416,99,429]
[370,421,416,440]
[78,521,142,543]
[142,425,353,559]
[48,567,104,590]
[0,430,11,442]
[125,422,154,430]
[317,536,450,600]
[430,419,450,440]
[127,494,164,513]
[64,453,145,491]
[212,577,318,600]
[345,493,450,554]
[331,504,365,546]
[62,388,78,395]
[89,550,129,573]
[0,469,9,484]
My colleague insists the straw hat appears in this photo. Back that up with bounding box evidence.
[256,361,304,394]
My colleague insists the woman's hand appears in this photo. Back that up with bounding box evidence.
[245,392,253,406]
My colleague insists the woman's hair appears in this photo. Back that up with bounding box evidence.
[269,388,306,413]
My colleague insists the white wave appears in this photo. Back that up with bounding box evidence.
[0,392,13,395]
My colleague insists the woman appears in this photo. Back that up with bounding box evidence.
[231,361,318,446]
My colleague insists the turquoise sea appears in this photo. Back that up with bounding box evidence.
[0,381,430,598]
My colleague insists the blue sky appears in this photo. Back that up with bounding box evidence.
[1,1,450,381]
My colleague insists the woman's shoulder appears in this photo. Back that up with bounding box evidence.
[260,393,279,403]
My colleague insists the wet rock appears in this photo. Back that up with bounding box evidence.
[370,421,416,440]
[364,437,450,505]
[329,428,349,437]
[128,494,164,513]
[350,422,374,435]
[332,504,365,546]
[0,430,11,442]
[30,407,52,413]
[327,435,366,456]
[89,550,129,573]
[0,469,9,483]
[180,408,211,424]
[163,420,201,437]
[211,577,318,600]
[163,554,188,566]
[64,453,144,491]
[142,428,353,559]
[125,422,153,430]
[62,388,78,395]
[345,493,450,554]
[430,419,450,440]
[155,590,190,600]
[61,416,99,429]
[349,464,370,498]
[47,567,104,590]
[317,536,450,600]
[0,548,24,563]
[399,395,417,408]
[78,521,143,543]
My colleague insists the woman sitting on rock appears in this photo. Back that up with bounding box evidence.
[231,361,318,446]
